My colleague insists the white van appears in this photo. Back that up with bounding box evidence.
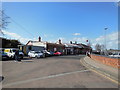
[4,48,24,59]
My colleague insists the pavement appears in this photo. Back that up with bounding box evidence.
[80,56,119,85]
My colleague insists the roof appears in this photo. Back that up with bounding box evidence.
[64,43,82,48]
[26,40,65,47]
[77,44,92,49]
[47,42,65,47]
[26,40,47,45]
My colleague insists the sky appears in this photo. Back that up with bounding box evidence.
[1,2,119,49]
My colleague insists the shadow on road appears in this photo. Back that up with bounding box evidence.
[2,57,31,61]
[48,55,86,60]
[0,76,4,82]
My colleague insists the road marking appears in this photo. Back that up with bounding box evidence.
[89,68,120,85]
[3,69,89,87]
[80,58,120,85]
[84,58,99,68]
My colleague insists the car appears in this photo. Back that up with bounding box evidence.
[109,52,120,58]
[54,51,62,56]
[4,48,24,59]
[49,51,54,56]
[18,50,24,59]
[42,50,55,56]
[42,50,51,57]
[1,51,9,60]
[28,51,45,58]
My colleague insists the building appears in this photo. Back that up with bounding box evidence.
[64,43,82,55]
[19,36,92,55]
[64,42,92,55]
[18,44,45,55]
[23,38,65,55]
[77,44,92,54]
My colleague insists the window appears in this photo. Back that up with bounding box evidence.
[29,46,32,50]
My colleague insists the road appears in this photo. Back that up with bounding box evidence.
[2,55,118,88]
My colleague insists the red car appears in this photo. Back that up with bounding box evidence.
[54,52,62,56]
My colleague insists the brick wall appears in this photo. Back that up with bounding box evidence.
[90,54,120,68]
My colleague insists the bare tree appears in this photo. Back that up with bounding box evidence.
[0,10,10,36]
[95,43,101,52]
[95,44,106,55]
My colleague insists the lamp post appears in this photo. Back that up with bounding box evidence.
[104,27,108,55]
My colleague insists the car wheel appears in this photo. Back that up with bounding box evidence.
[35,56,38,59]
[21,57,23,59]
[42,54,45,58]
[28,55,32,58]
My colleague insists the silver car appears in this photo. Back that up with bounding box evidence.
[28,51,45,58]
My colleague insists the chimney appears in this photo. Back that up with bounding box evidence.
[70,41,72,44]
[38,36,41,42]
[59,39,62,44]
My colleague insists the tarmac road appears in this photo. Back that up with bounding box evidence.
[2,55,118,88]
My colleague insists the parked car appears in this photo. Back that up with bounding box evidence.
[1,51,9,60]
[19,50,24,59]
[42,50,51,57]
[49,51,54,56]
[109,52,120,58]
[4,48,24,59]
[54,51,62,56]
[42,50,55,56]
[28,51,45,58]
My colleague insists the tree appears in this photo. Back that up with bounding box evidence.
[2,38,21,48]
[95,44,101,52]
[95,44,106,55]
[0,10,10,36]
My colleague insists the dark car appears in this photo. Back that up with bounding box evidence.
[49,51,54,56]
[2,51,9,60]
[18,50,24,59]
[42,50,51,57]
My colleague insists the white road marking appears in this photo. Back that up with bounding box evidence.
[3,70,89,87]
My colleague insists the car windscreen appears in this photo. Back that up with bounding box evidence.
[35,52,40,53]
[13,50,17,52]
[113,53,118,55]
[2,52,7,54]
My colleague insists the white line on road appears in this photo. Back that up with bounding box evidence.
[3,69,89,87]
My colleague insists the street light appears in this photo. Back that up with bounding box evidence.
[104,27,108,55]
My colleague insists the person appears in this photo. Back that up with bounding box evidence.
[86,51,91,58]
[14,50,21,62]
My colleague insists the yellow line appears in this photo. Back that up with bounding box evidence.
[80,58,120,85]
[89,68,120,85]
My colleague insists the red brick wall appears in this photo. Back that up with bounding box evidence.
[90,54,120,68]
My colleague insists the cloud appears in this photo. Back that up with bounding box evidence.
[49,37,67,43]
[92,32,118,49]
[1,30,118,49]
[72,37,87,43]
[2,30,31,44]
[73,33,81,36]
[71,32,118,50]
[43,34,53,38]
[43,34,48,38]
